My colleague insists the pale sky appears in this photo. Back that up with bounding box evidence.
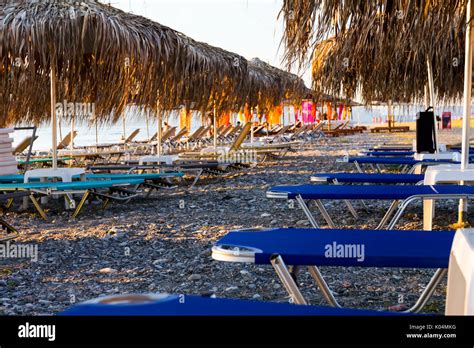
[101,0,311,85]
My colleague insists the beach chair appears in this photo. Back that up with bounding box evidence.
[178,126,206,150]
[62,227,474,316]
[313,122,328,138]
[266,184,474,229]
[122,129,140,143]
[339,154,468,174]
[310,172,425,184]
[89,160,230,188]
[83,172,184,195]
[217,124,233,142]
[60,292,403,316]
[14,136,38,155]
[212,227,453,312]
[268,125,291,143]
[0,179,144,220]
[166,127,189,151]
[57,131,78,150]
[179,123,294,162]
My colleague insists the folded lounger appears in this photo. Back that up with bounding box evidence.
[212,227,454,312]
[59,293,405,316]
[267,184,474,229]
[0,179,144,219]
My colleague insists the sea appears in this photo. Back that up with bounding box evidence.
[11,104,471,151]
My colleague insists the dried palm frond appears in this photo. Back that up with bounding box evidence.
[281,0,469,104]
[0,0,306,126]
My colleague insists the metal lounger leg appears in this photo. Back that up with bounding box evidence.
[386,195,420,230]
[72,191,90,218]
[375,200,401,230]
[5,198,14,210]
[270,255,307,305]
[29,195,48,221]
[190,169,203,188]
[354,161,364,173]
[344,200,359,219]
[295,194,320,228]
[404,268,448,313]
[102,198,110,210]
[332,179,359,219]
[314,200,336,228]
[307,266,341,307]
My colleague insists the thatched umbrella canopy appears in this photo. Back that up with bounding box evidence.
[0,0,253,126]
[246,57,306,113]
[280,0,468,104]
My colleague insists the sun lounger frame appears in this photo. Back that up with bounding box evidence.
[212,228,451,313]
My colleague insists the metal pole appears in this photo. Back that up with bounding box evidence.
[426,56,438,153]
[94,112,98,150]
[156,103,162,156]
[145,109,150,140]
[70,107,75,151]
[122,114,126,140]
[458,0,474,225]
[213,104,217,149]
[250,107,255,143]
[50,66,58,170]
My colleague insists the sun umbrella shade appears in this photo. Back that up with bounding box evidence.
[0,0,254,125]
[280,0,469,104]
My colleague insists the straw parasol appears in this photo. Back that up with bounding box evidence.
[1,0,307,160]
[279,0,467,104]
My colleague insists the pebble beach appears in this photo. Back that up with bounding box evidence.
[0,128,468,315]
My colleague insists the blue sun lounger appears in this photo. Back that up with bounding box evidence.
[310,173,424,184]
[360,151,415,157]
[267,184,474,229]
[212,228,454,312]
[0,172,184,183]
[338,155,468,174]
[0,179,144,219]
[59,293,406,316]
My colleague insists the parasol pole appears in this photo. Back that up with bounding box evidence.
[50,65,58,170]
[94,110,98,150]
[122,114,126,140]
[70,106,75,151]
[156,102,162,156]
[145,109,150,140]
[426,56,438,153]
[213,103,218,149]
[458,0,474,226]
[251,107,255,143]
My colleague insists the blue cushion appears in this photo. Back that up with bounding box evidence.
[362,151,415,157]
[215,228,454,268]
[0,179,144,191]
[311,173,424,184]
[268,184,474,200]
[347,156,461,165]
[59,294,405,316]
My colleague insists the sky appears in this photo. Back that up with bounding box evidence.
[101,0,311,85]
